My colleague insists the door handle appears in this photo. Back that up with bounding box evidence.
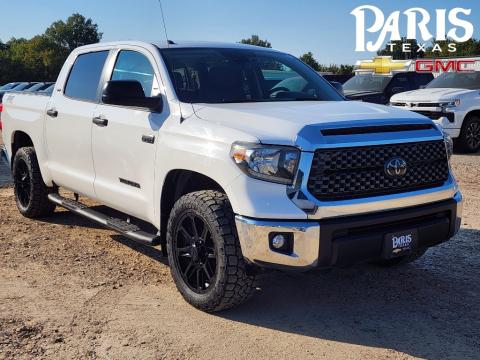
[46,108,58,117]
[142,134,155,144]
[92,116,108,127]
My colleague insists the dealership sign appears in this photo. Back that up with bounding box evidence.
[356,56,411,75]
[415,59,476,72]
[355,56,477,75]
[351,5,475,53]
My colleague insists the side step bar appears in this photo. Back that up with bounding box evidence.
[48,193,161,246]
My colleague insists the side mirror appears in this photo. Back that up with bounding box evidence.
[102,80,162,111]
[330,81,344,96]
[390,86,406,95]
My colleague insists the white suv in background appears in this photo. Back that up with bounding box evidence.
[390,72,480,153]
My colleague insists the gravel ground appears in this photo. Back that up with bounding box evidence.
[0,139,479,359]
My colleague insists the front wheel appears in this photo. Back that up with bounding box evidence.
[166,190,257,312]
[456,116,480,153]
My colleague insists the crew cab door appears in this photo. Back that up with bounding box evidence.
[45,50,110,197]
[91,48,166,222]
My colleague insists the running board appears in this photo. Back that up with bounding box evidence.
[48,193,160,246]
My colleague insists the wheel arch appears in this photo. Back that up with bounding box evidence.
[10,131,34,167]
[160,169,226,243]
[464,109,480,122]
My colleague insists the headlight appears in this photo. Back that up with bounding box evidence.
[230,142,300,185]
[441,99,461,109]
[443,132,453,160]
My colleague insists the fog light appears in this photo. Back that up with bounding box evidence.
[271,234,286,249]
[269,232,294,254]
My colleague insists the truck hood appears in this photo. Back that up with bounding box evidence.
[192,101,424,145]
[391,88,477,102]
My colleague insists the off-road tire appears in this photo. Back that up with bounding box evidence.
[166,190,257,312]
[12,147,56,218]
[373,248,428,267]
[456,115,480,153]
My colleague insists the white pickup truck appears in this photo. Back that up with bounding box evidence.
[0,41,462,312]
[390,71,480,153]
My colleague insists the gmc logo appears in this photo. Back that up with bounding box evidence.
[416,59,476,73]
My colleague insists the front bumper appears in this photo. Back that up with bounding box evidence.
[0,145,10,168]
[235,191,463,270]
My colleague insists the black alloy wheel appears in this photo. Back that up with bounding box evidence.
[465,120,480,152]
[12,147,56,218]
[173,213,217,293]
[166,190,257,312]
[14,158,31,208]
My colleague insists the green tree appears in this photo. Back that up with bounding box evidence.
[299,52,353,74]
[240,35,271,48]
[44,13,102,53]
[0,13,102,83]
[299,51,320,71]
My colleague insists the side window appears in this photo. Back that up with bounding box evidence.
[414,73,433,88]
[65,51,109,101]
[111,50,158,97]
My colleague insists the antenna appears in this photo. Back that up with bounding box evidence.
[157,0,170,46]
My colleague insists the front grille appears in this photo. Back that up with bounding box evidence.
[307,140,449,201]
[412,110,454,122]
[416,103,442,108]
[392,102,442,108]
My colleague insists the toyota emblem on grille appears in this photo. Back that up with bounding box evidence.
[385,157,407,177]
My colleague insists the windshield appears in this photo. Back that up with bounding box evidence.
[160,48,343,103]
[426,72,480,90]
[343,74,391,92]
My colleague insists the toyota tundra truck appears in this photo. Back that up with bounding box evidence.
[0,41,462,312]
[390,71,480,153]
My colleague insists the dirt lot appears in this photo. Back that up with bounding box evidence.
[0,139,479,359]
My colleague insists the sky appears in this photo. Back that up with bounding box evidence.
[1,0,479,64]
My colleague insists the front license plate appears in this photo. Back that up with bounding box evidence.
[383,229,418,258]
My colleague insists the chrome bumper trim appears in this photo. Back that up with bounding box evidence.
[235,216,320,269]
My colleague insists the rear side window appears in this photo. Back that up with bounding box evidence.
[65,51,109,101]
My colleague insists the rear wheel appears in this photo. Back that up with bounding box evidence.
[166,190,256,312]
[457,116,480,153]
[13,147,56,218]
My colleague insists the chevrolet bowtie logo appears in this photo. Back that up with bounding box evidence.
[355,56,412,75]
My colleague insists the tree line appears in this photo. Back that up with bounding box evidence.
[0,14,102,84]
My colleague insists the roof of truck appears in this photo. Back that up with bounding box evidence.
[154,40,277,50]
[75,40,279,52]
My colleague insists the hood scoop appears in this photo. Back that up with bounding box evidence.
[320,123,434,136]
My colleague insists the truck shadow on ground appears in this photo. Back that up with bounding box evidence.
[218,228,480,359]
